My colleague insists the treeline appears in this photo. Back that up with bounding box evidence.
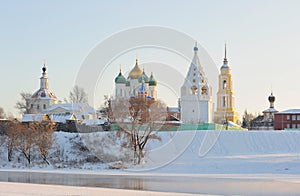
[0,120,55,165]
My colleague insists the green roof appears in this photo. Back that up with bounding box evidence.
[138,70,149,83]
[114,71,126,84]
[149,73,157,86]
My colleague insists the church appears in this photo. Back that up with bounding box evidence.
[180,44,213,124]
[114,58,157,100]
[26,64,61,114]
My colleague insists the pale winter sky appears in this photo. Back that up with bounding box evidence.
[0,0,300,119]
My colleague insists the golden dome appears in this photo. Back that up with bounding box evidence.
[129,59,143,79]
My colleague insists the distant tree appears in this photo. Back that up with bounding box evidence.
[102,95,112,119]
[242,109,256,129]
[112,97,167,164]
[65,85,88,103]
[15,92,32,114]
[0,107,6,119]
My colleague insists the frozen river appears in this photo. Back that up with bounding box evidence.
[1,171,300,195]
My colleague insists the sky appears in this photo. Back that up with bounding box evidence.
[0,0,300,119]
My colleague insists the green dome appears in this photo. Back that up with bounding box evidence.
[115,70,126,84]
[138,70,149,83]
[149,72,157,86]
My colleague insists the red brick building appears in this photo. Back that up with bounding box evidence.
[274,109,300,130]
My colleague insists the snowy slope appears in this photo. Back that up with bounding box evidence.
[1,130,300,174]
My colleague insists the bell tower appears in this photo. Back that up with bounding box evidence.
[214,44,239,124]
[180,43,213,124]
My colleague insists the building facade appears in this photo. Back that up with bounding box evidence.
[214,45,238,124]
[274,109,300,130]
[180,44,213,124]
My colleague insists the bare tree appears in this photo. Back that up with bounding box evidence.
[0,107,5,119]
[112,97,167,164]
[3,120,20,161]
[14,123,37,164]
[15,92,32,114]
[65,85,88,103]
[34,122,55,165]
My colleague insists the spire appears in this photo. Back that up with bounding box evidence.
[194,41,198,52]
[223,43,228,65]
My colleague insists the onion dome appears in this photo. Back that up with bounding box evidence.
[221,43,229,70]
[138,69,149,83]
[129,58,143,79]
[268,92,275,103]
[114,69,126,84]
[149,72,157,86]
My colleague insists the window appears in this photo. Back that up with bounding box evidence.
[297,115,300,120]
[223,80,227,89]
[120,89,122,96]
[43,104,46,109]
[223,96,226,107]
[191,86,198,95]
[286,124,290,128]
[298,124,300,128]
[37,105,39,110]
[30,104,33,109]
[201,86,207,95]
[286,115,290,120]
[292,124,296,128]
[292,115,296,120]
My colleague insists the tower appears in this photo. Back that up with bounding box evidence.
[114,65,127,98]
[27,63,60,114]
[262,92,278,122]
[180,44,213,124]
[214,44,238,124]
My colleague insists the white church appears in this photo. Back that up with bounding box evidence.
[180,44,213,124]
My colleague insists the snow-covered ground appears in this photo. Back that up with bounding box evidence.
[1,130,300,195]
[1,130,300,173]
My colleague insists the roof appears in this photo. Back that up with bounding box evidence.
[128,59,143,79]
[276,109,300,114]
[31,88,57,99]
[49,113,76,123]
[167,107,180,113]
[149,73,157,86]
[115,70,126,84]
[22,114,49,122]
[263,108,278,113]
[81,119,106,125]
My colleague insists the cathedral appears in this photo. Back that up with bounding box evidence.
[214,45,239,124]
[114,58,157,100]
[180,44,213,124]
[26,64,61,114]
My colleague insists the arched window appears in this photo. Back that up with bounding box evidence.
[223,80,227,89]
[201,86,207,95]
[191,86,198,95]
[43,104,46,109]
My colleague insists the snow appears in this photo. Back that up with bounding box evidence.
[0,182,200,196]
[277,109,300,114]
[1,130,300,174]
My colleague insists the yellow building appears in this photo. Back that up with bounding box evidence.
[214,45,239,124]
